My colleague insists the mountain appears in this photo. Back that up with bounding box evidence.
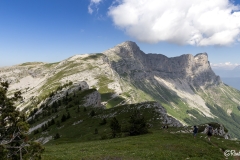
[1,41,240,139]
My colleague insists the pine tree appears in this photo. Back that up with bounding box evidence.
[77,106,80,113]
[90,110,95,117]
[51,118,55,125]
[54,133,60,139]
[94,128,98,134]
[128,109,148,136]
[67,112,71,119]
[110,117,121,138]
[56,120,61,127]
[0,80,44,159]
[99,118,107,125]
[61,114,67,122]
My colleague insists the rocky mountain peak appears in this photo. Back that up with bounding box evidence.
[117,41,139,48]
[104,41,145,61]
[103,42,221,88]
[194,53,209,65]
[194,52,208,58]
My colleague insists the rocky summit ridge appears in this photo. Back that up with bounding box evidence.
[104,41,221,88]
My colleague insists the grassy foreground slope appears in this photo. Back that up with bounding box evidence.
[42,129,240,160]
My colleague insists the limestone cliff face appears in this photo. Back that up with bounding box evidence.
[103,41,146,74]
[103,41,221,88]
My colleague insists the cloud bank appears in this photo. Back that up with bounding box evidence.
[107,0,240,46]
[211,62,239,70]
[88,0,102,14]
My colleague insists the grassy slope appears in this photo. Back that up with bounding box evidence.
[195,85,240,139]
[124,79,240,139]
[29,84,240,160]
[42,128,240,160]
[130,81,191,124]
[30,98,164,144]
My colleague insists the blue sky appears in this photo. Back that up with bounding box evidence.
[0,0,240,68]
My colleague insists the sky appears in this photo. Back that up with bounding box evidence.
[1,0,240,69]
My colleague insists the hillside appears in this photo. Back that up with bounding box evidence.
[1,41,240,139]
[27,85,181,143]
[26,86,238,160]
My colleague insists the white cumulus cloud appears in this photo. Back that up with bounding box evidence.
[88,0,102,14]
[107,0,240,46]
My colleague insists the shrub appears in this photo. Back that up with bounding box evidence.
[54,133,60,139]
[237,106,240,111]
[34,129,39,135]
[67,112,71,119]
[99,118,107,125]
[56,120,61,127]
[61,114,67,122]
[90,110,95,117]
[94,128,98,134]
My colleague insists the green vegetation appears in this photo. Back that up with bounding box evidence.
[127,79,240,139]
[19,62,43,66]
[97,75,114,93]
[110,117,121,138]
[106,96,125,108]
[101,93,113,102]
[42,128,239,160]
[0,80,44,159]
[26,82,240,160]
[44,62,59,68]
[132,81,191,122]
[82,53,103,61]
[184,109,212,125]
[208,104,240,139]
[195,85,240,139]
[237,106,240,111]
[29,100,163,144]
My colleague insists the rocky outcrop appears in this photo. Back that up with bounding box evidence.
[68,81,89,94]
[103,41,221,88]
[153,102,183,127]
[203,124,230,139]
[0,63,48,83]
[44,81,102,108]
[46,81,89,106]
[83,90,101,107]
[133,102,182,127]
